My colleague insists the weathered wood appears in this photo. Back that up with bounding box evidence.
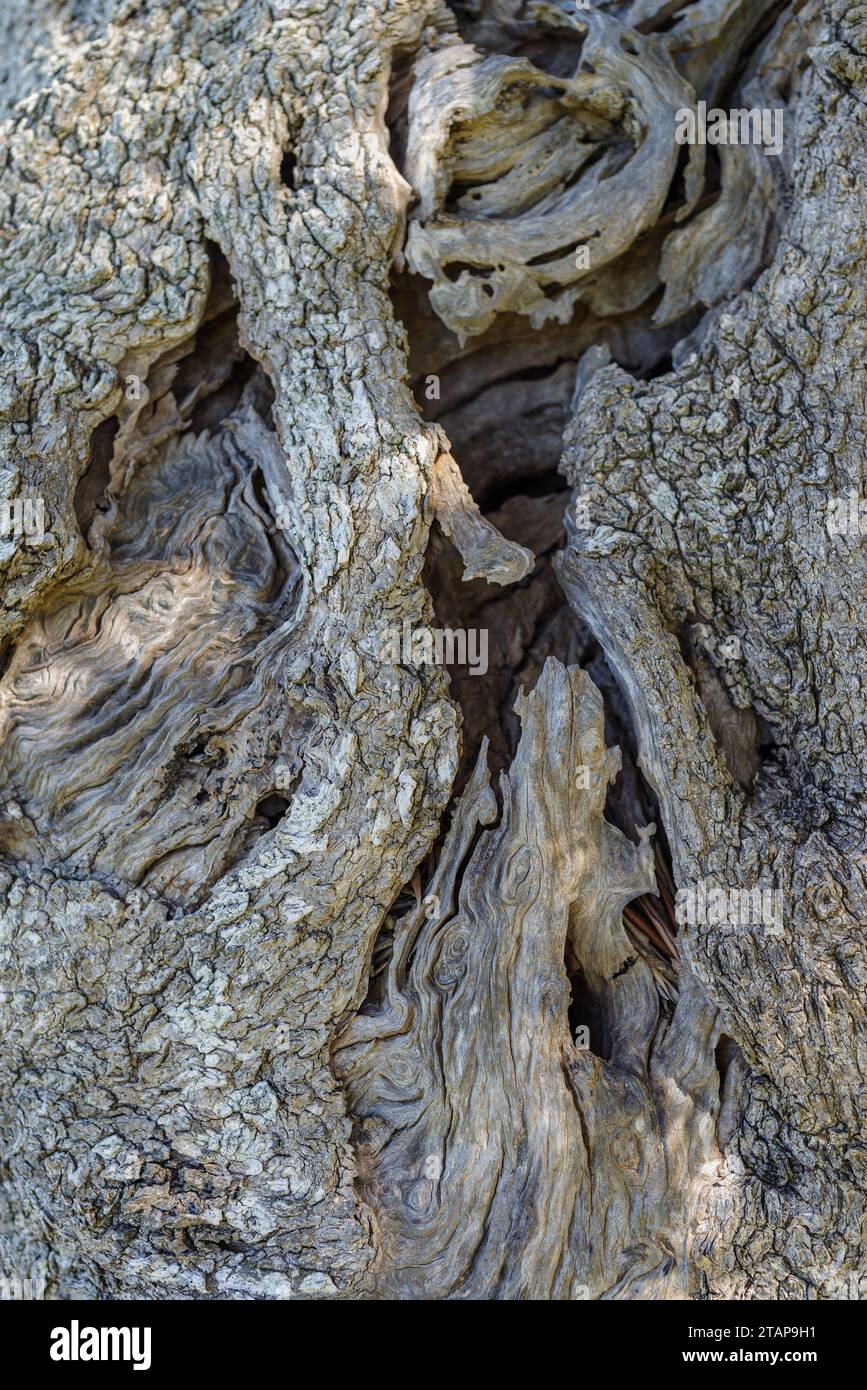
[0,0,863,1301]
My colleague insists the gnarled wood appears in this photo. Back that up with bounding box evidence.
[0,0,863,1302]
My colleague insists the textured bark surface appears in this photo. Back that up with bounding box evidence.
[0,0,863,1300]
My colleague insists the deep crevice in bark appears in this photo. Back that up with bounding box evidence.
[74,415,120,535]
[1,0,860,1306]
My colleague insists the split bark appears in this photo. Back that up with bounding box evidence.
[0,0,863,1300]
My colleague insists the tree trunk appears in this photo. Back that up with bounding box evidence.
[0,0,863,1301]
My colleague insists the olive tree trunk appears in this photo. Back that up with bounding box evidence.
[0,0,863,1300]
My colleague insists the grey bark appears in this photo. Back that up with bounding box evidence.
[0,0,863,1300]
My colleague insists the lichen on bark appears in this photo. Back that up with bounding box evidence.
[0,0,863,1301]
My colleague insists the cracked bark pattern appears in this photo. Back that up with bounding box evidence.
[556,8,867,1297]
[0,0,864,1301]
[1,0,459,1300]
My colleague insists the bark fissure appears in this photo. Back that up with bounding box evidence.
[0,0,863,1302]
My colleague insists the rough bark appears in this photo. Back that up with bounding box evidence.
[0,0,863,1300]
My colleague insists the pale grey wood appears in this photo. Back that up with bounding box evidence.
[0,0,863,1301]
